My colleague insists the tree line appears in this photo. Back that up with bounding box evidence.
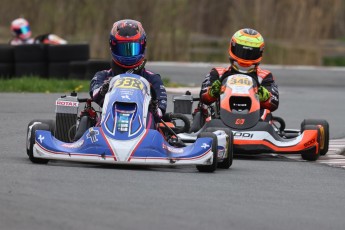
[0,0,344,65]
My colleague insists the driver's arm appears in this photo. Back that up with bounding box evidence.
[90,70,112,107]
[260,73,279,112]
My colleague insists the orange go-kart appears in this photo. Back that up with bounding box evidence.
[175,74,329,161]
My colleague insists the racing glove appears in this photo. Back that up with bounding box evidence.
[99,80,110,96]
[155,108,163,120]
[258,86,270,102]
[209,80,222,98]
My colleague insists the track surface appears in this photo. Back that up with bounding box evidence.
[1,63,345,230]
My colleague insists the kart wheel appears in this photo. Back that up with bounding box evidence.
[196,132,218,173]
[301,119,329,156]
[190,111,204,133]
[26,119,55,157]
[27,123,50,164]
[169,113,191,134]
[73,116,92,141]
[205,127,233,169]
[300,125,321,161]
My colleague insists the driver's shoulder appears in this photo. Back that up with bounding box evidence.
[257,67,272,78]
[143,69,160,76]
[211,66,228,76]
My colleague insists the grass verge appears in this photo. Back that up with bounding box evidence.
[0,77,89,93]
[0,76,184,93]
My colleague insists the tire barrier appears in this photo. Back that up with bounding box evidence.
[86,60,111,80]
[69,61,87,80]
[0,45,15,78]
[0,44,95,79]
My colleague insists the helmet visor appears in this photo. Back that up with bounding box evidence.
[13,25,30,36]
[111,42,143,57]
[231,43,262,60]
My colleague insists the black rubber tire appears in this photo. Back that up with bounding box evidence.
[47,44,89,62]
[190,111,204,133]
[69,61,87,79]
[48,62,70,78]
[14,44,47,62]
[73,116,92,141]
[55,113,77,143]
[196,132,218,173]
[169,113,191,134]
[0,63,14,78]
[26,119,55,156]
[301,125,320,161]
[301,119,329,156]
[26,123,50,164]
[0,45,15,62]
[205,127,233,169]
[15,62,47,77]
[272,116,286,132]
[86,59,111,79]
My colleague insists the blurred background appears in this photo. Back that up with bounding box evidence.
[1,0,344,66]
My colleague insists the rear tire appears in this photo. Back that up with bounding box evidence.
[196,132,218,173]
[301,125,320,161]
[301,119,329,156]
[27,123,50,164]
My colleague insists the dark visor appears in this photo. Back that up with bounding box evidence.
[111,42,143,57]
[231,43,262,60]
[14,25,30,36]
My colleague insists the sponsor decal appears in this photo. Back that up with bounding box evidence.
[56,101,79,107]
[201,143,210,149]
[62,140,84,148]
[233,132,254,138]
[38,134,45,143]
[87,128,100,143]
[235,118,245,125]
[304,138,316,148]
[217,146,225,158]
[121,95,131,100]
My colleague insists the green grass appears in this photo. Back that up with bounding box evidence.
[0,76,184,93]
[0,76,89,93]
[323,56,345,66]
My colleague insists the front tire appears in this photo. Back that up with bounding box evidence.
[301,125,320,161]
[196,132,218,173]
[27,123,50,164]
[301,119,329,156]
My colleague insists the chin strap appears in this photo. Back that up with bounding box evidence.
[126,59,147,74]
[230,58,257,74]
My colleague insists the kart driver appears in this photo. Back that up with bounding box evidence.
[9,18,34,45]
[10,18,67,45]
[199,28,279,119]
[90,19,167,125]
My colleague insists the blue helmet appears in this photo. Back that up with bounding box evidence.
[109,19,146,68]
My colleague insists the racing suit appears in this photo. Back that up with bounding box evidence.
[200,66,279,114]
[9,38,34,45]
[90,67,167,114]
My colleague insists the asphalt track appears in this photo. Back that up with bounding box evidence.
[1,63,345,230]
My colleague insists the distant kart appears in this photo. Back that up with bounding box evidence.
[26,73,233,172]
[174,74,329,161]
